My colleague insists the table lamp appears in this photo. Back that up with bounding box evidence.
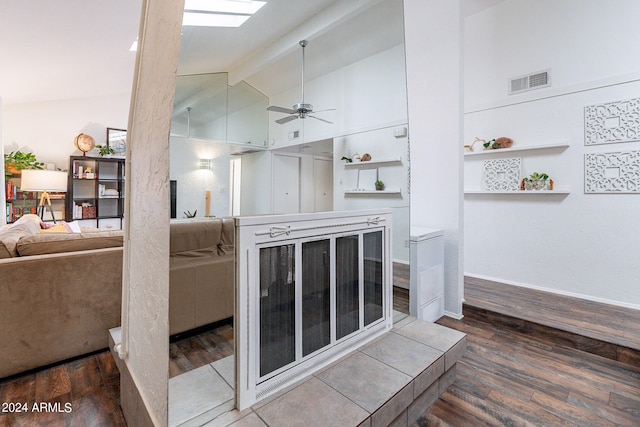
[20,170,68,223]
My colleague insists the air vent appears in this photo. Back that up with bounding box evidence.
[288,130,300,140]
[509,70,550,95]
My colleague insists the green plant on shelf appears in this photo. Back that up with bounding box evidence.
[523,172,550,190]
[95,145,116,157]
[4,151,44,176]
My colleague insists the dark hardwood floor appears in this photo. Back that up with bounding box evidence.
[0,351,125,427]
[419,315,640,426]
[3,281,639,426]
[465,276,640,352]
[169,322,234,379]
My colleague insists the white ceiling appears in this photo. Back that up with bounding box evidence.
[0,0,505,106]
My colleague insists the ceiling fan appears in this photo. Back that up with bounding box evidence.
[267,40,335,125]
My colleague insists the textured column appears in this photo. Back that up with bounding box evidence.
[120,0,184,425]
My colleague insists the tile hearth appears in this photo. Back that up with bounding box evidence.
[166,312,466,427]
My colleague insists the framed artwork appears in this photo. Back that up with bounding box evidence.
[107,128,127,157]
[585,150,640,193]
[482,158,521,192]
[584,98,640,146]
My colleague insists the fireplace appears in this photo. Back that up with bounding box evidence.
[235,209,393,409]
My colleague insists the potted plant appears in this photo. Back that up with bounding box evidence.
[4,151,45,176]
[375,180,385,191]
[527,172,549,190]
[95,145,116,157]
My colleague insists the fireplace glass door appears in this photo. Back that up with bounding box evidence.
[258,228,385,380]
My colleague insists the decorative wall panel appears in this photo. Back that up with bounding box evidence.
[481,158,521,191]
[585,150,640,193]
[585,98,640,146]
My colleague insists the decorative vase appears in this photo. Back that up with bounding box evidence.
[533,179,546,190]
[5,163,21,175]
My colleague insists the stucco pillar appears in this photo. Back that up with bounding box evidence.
[119,0,184,425]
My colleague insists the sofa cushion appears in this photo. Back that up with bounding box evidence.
[16,230,124,256]
[218,217,235,255]
[170,219,223,255]
[14,214,43,229]
[0,219,41,258]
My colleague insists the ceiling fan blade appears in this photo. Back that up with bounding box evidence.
[308,115,333,124]
[311,108,336,113]
[275,115,299,124]
[267,105,296,114]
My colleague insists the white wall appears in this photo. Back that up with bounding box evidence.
[465,0,640,109]
[268,44,408,148]
[3,93,131,170]
[169,136,231,218]
[404,0,464,317]
[239,150,272,215]
[333,126,410,263]
[266,43,411,262]
[464,0,640,308]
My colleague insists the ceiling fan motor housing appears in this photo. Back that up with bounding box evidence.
[293,103,313,117]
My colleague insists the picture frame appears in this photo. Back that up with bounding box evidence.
[356,168,378,191]
[107,127,127,157]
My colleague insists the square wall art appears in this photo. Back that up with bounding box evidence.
[585,150,640,193]
[482,158,521,192]
[585,98,640,146]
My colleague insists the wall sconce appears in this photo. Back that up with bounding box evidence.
[199,158,212,170]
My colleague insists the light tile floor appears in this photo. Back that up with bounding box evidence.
[168,312,466,427]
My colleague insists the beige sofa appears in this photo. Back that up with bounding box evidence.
[169,218,234,335]
[0,215,234,378]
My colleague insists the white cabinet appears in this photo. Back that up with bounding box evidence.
[409,227,444,322]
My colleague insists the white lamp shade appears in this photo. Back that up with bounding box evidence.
[20,170,68,192]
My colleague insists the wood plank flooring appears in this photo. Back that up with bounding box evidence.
[418,315,640,426]
[0,351,125,427]
[3,281,639,426]
[465,276,640,352]
[169,321,234,379]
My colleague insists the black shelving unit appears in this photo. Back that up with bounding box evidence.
[66,155,125,230]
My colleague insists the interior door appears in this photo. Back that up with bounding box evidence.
[314,158,333,212]
[273,154,300,214]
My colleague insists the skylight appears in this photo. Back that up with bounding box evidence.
[130,0,266,51]
[183,0,266,27]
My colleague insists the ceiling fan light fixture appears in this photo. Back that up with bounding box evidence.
[266,40,336,125]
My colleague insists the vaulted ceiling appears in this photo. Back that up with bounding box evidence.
[0,0,505,105]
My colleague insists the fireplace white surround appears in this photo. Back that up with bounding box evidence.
[234,209,394,409]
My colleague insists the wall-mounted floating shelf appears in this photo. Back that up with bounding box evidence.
[464,142,570,157]
[343,157,402,167]
[345,189,402,195]
[464,188,570,195]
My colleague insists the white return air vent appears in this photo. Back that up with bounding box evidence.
[509,70,550,95]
